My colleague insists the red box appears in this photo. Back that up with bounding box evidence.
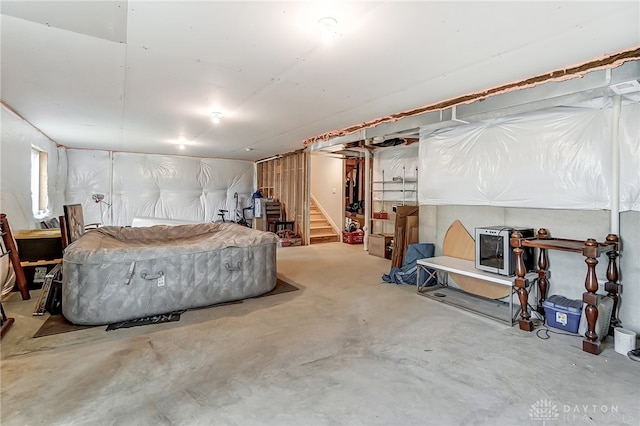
[373,211,388,219]
[342,230,364,244]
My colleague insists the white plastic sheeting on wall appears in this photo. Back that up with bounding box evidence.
[418,101,640,211]
[65,149,254,226]
[619,103,640,212]
[372,144,419,203]
[65,149,111,225]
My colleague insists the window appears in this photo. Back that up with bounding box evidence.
[30,146,48,217]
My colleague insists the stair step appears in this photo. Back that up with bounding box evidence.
[309,199,339,244]
[310,234,340,244]
[310,230,337,236]
[310,229,335,236]
[310,225,333,231]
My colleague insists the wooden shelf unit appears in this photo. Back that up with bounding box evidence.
[511,228,620,355]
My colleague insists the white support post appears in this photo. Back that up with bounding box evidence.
[610,96,621,235]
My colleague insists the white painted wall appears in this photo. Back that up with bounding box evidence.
[1,105,62,230]
[310,153,343,232]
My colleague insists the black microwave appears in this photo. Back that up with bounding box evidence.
[475,226,535,276]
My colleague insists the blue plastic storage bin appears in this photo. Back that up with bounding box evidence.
[542,295,582,333]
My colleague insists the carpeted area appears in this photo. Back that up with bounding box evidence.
[32,277,298,338]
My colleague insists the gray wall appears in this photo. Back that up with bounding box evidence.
[420,205,640,334]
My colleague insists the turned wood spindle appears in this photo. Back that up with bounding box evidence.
[604,234,621,332]
[582,238,600,354]
[0,214,30,300]
[534,229,549,314]
[511,231,533,331]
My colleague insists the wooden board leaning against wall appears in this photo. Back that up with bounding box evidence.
[257,150,308,244]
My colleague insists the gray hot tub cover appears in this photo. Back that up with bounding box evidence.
[62,222,278,325]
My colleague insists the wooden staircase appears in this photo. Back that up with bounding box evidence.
[309,199,340,244]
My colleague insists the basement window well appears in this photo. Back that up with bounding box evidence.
[30,146,48,218]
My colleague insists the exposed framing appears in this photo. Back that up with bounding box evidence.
[257,150,308,242]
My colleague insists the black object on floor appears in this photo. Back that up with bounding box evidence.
[105,312,183,331]
[628,348,640,362]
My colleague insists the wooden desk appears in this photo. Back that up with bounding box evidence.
[14,229,63,290]
[15,229,63,262]
[417,256,536,326]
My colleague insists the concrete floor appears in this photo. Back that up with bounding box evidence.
[1,242,638,426]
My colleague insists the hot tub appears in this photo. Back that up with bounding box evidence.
[62,222,278,325]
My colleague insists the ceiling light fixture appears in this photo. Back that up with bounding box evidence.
[318,16,338,44]
[211,111,223,124]
[245,148,254,152]
[178,144,185,150]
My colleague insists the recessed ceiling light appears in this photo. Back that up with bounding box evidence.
[211,111,223,124]
[245,148,254,152]
[178,144,185,150]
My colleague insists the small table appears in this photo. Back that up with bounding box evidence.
[511,229,620,355]
[417,256,537,326]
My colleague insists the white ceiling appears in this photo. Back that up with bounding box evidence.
[2,1,639,161]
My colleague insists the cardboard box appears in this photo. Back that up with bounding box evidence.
[351,214,365,229]
[369,234,393,258]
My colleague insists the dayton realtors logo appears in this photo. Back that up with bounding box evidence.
[529,400,632,424]
[529,399,559,425]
